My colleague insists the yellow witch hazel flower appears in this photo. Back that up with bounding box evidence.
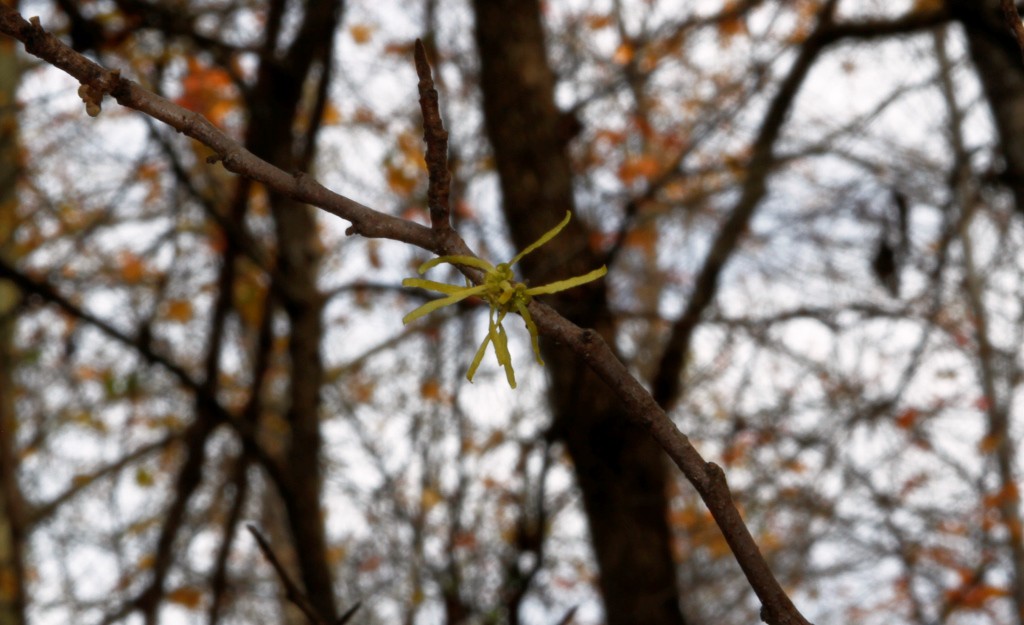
[402,212,607,389]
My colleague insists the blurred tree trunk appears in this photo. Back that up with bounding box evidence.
[244,1,344,620]
[470,2,688,624]
[0,18,26,625]
[952,0,1024,214]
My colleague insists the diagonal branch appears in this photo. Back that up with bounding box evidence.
[28,435,175,525]
[651,0,834,410]
[247,525,362,625]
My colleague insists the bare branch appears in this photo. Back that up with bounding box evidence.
[555,605,578,625]
[246,524,340,625]
[414,38,453,233]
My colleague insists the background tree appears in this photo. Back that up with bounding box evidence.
[3,1,1024,625]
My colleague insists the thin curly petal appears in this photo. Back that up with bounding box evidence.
[515,300,544,365]
[492,322,516,389]
[525,265,607,296]
[509,211,572,267]
[466,331,493,382]
[402,278,473,295]
[419,255,496,274]
[402,284,487,324]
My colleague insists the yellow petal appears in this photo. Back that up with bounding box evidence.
[515,300,544,365]
[509,211,572,267]
[402,278,472,295]
[525,265,607,296]
[491,322,516,389]
[419,255,496,274]
[402,284,487,324]
[466,332,493,382]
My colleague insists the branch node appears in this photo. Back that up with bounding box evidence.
[77,83,103,117]
[76,68,122,117]
[220,149,243,172]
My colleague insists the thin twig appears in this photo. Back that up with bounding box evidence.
[1002,0,1024,67]
[555,605,578,625]
[247,524,346,625]
[335,601,362,625]
[414,38,453,233]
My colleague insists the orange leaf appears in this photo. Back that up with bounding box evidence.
[119,251,145,283]
[349,24,374,44]
[454,199,476,219]
[624,224,658,255]
[175,57,237,128]
[718,2,748,41]
[384,41,416,56]
[895,408,918,430]
[983,482,1019,509]
[618,154,659,184]
[165,299,193,323]
[420,378,441,400]
[386,163,418,197]
[978,434,999,453]
[913,0,943,12]
[453,531,477,549]
[946,583,1009,610]
[167,587,203,609]
[322,103,342,125]
[612,42,634,65]
[420,487,443,511]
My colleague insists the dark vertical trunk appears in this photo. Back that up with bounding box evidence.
[245,1,344,619]
[952,0,1024,213]
[469,2,687,624]
[0,21,26,625]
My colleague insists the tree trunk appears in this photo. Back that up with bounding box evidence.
[245,1,344,619]
[0,21,26,625]
[470,2,688,624]
[952,0,1024,214]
